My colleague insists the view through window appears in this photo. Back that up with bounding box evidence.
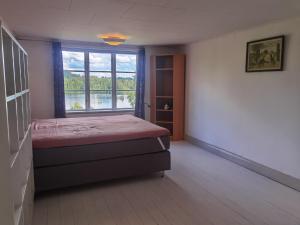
[62,50,137,112]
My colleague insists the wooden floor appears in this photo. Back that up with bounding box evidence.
[33,141,300,225]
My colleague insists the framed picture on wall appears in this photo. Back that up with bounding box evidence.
[246,35,285,72]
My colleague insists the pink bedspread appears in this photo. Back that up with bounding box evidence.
[32,115,170,149]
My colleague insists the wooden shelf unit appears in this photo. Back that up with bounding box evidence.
[0,21,34,225]
[150,54,185,140]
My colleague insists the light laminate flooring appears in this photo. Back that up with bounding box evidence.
[33,141,300,225]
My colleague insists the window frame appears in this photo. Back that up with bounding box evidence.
[62,48,138,113]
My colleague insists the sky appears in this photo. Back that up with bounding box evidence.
[62,51,137,74]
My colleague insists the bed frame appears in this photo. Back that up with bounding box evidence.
[33,136,170,192]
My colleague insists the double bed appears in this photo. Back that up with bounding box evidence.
[32,115,171,191]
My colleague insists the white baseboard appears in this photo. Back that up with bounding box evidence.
[185,135,300,192]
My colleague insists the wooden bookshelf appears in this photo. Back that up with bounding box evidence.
[150,54,185,140]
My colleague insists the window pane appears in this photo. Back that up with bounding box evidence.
[116,73,136,90]
[64,71,85,110]
[116,54,136,72]
[90,90,112,109]
[90,72,112,90]
[89,53,111,71]
[62,51,84,70]
[117,90,135,109]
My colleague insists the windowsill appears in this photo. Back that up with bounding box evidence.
[66,109,134,115]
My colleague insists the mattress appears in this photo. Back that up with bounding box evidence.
[32,115,170,149]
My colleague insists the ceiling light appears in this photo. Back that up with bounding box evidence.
[98,33,128,46]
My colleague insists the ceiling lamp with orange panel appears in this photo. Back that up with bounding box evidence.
[98,33,129,46]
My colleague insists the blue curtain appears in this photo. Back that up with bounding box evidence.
[52,42,66,118]
[134,48,146,119]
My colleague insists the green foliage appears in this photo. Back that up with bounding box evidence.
[90,76,112,90]
[116,76,136,90]
[64,71,85,90]
[64,71,136,91]
[116,91,136,108]
[70,102,83,110]
[127,91,135,107]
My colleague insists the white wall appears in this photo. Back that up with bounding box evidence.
[20,40,55,119]
[185,17,300,179]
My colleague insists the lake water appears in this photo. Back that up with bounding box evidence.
[65,93,134,110]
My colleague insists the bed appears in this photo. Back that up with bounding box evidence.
[32,115,171,192]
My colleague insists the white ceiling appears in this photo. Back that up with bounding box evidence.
[0,0,300,45]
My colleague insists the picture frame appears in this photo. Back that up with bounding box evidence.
[246,35,285,72]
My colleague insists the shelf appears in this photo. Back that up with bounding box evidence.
[151,54,185,140]
[156,96,173,99]
[1,24,33,225]
[20,52,26,91]
[156,121,173,124]
[6,95,15,102]
[22,94,28,130]
[2,29,16,97]
[10,124,31,168]
[156,55,173,69]
[156,111,173,121]
[156,70,173,96]
[6,90,30,102]
[13,43,22,93]
[16,97,24,141]
[24,54,29,90]
[156,98,173,112]
[25,93,31,126]
[156,68,173,71]
[8,99,19,154]
[156,109,173,112]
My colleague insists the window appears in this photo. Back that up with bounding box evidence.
[63,51,86,111]
[116,54,137,109]
[89,53,112,110]
[62,50,137,112]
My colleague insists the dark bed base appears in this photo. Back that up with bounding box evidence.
[34,136,171,192]
[34,150,170,192]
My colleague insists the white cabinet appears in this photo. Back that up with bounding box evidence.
[0,20,34,225]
